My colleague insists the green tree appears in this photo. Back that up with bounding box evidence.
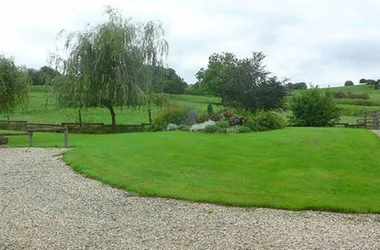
[0,56,30,120]
[195,52,238,97]
[199,52,287,112]
[28,68,42,85]
[359,78,367,84]
[152,67,188,94]
[286,82,307,90]
[344,80,354,86]
[28,66,61,86]
[290,87,340,127]
[51,7,169,131]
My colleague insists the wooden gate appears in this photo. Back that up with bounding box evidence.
[364,111,380,129]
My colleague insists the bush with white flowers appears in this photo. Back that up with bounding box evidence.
[189,120,216,132]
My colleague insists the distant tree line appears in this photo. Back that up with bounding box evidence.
[28,66,61,86]
[28,65,188,94]
[27,66,61,85]
[151,67,188,94]
[359,78,380,89]
[285,82,307,90]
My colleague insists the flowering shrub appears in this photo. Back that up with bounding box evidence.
[189,120,216,132]
[167,123,179,131]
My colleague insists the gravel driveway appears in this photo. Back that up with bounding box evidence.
[1,148,380,250]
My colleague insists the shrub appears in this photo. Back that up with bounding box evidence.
[167,123,179,131]
[344,80,354,86]
[185,108,198,125]
[152,104,198,131]
[216,120,230,129]
[246,111,286,132]
[233,125,252,133]
[223,110,235,120]
[190,120,216,132]
[229,115,246,126]
[150,117,168,131]
[178,124,190,131]
[226,127,239,133]
[204,124,218,133]
[346,92,370,100]
[209,113,222,122]
[332,92,347,99]
[197,113,210,123]
[289,88,340,127]
[207,104,214,115]
[332,92,369,100]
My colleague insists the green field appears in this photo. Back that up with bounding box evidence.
[290,85,380,123]
[3,85,380,125]
[2,86,221,124]
[7,127,380,213]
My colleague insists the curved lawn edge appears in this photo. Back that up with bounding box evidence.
[63,153,379,214]
[57,128,380,214]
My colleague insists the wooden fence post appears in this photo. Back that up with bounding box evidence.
[78,109,82,126]
[148,109,152,124]
[64,127,68,148]
[28,132,33,147]
[375,111,379,129]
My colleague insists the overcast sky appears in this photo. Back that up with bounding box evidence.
[1,0,380,86]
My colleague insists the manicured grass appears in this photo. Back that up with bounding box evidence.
[7,127,380,213]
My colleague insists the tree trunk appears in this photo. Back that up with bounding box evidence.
[78,109,82,126]
[45,97,49,109]
[108,106,116,133]
[6,109,9,121]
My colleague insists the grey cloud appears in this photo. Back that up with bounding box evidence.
[3,0,380,87]
[319,38,380,67]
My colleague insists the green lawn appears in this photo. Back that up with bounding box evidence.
[7,127,380,213]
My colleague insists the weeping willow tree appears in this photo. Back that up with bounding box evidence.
[51,6,169,131]
[0,56,30,120]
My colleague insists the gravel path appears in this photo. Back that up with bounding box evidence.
[1,148,380,250]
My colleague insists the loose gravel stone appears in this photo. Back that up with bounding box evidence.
[1,148,380,249]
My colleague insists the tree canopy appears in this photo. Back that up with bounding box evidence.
[0,56,30,120]
[28,66,61,85]
[152,67,188,94]
[358,78,380,89]
[344,80,354,86]
[51,6,169,130]
[286,82,307,90]
[195,52,288,112]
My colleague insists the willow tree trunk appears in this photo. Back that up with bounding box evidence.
[108,106,116,133]
[78,109,82,125]
[45,97,49,109]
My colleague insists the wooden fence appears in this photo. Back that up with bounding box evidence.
[363,111,380,129]
[0,120,149,134]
